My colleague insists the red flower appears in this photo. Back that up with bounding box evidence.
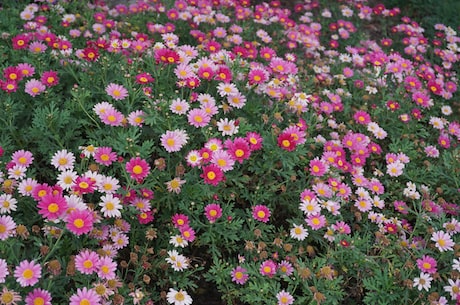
[12,34,30,50]
[277,133,296,151]
[82,47,99,62]
[41,71,59,87]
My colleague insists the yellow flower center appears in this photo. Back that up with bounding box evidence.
[80,299,90,305]
[207,171,216,180]
[170,180,180,189]
[74,218,84,228]
[23,268,34,279]
[1,292,13,303]
[34,297,45,305]
[175,292,185,301]
[132,165,143,175]
[83,260,93,269]
[48,203,59,213]
[101,265,109,274]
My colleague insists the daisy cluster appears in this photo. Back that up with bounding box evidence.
[0,0,459,304]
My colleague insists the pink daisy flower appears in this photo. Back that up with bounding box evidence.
[431,231,455,252]
[97,256,116,280]
[11,150,34,168]
[69,287,101,305]
[127,110,145,127]
[417,255,437,274]
[259,259,277,277]
[14,260,41,287]
[231,266,248,284]
[201,164,225,186]
[25,79,46,97]
[31,183,52,201]
[252,205,270,223]
[75,249,100,275]
[172,213,189,228]
[276,290,294,305]
[211,150,235,172]
[125,157,151,181]
[187,108,211,128]
[94,147,117,166]
[204,203,223,223]
[170,98,190,115]
[185,150,202,167]
[309,158,329,177]
[0,215,16,240]
[17,63,35,77]
[180,226,196,242]
[105,83,128,100]
[25,288,52,305]
[246,132,263,151]
[72,176,96,195]
[160,129,189,153]
[306,213,327,230]
[37,194,67,220]
[0,258,9,283]
[248,67,269,85]
[353,110,371,125]
[66,209,94,236]
[278,260,294,277]
[100,108,124,126]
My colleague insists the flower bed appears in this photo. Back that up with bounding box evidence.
[0,0,459,304]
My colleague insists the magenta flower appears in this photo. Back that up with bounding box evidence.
[309,158,328,177]
[204,203,223,223]
[37,194,68,220]
[25,288,52,305]
[40,70,59,87]
[231,266,248,284]
[252,205,271,223]
[125,157,151,181]
[94,146,117,166]
[259,259,277,277]
[66,209,94,236]
[172,213,189,228]
[306,213,327,230]
[14,260,41,287]
[417,255,437,274]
